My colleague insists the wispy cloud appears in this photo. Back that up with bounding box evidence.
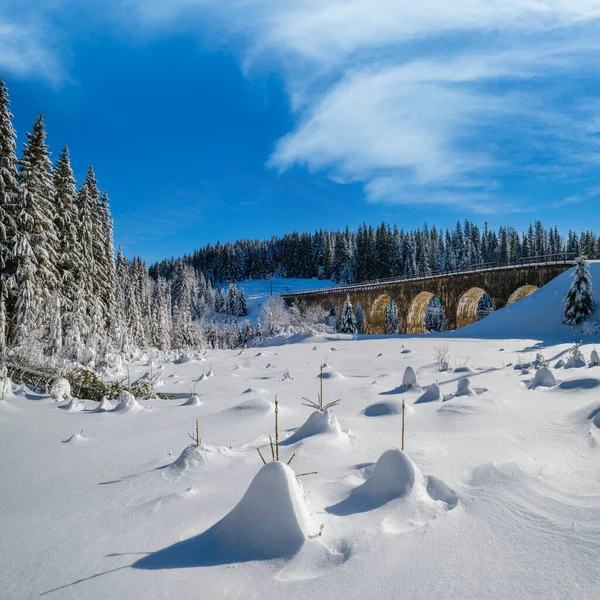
[119,0,600,211]
[0,12,62,83]
[10,0,600,211]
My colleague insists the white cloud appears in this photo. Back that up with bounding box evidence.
[0,13,62,83]
[121,0,600,210]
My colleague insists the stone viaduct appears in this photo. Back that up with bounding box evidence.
[281,257,575,335]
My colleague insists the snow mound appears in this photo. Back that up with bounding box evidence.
[113,391,144,414]
[456,377,475,396]
[402,366,418,388]
[554,359,566,369]
[227,397,272,414]
[281,409,345,445]
[327,449,418,515]
[566,354,587,369]
[454,366,474,374]
[58,398,84,412]
[557,377,600,391]
[319,368,344,380]
[62,432,86,443]
[401,349,412,354]
[532,367,557,388]
[415,383,442,404]
[590,350,600,366]
[50,378,71,402]
[328,449,457,516]
[206,462,315,559]
[94,398,113,412]
[242,387,266,394]
[589,406,600,429]
[169,444,205,474]
[182,394,202,407]
[363,400,402,417]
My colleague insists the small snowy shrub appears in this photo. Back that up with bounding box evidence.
[590,349,600,367]
[533,367,557,388]
[50,378,71,401]
[433,346,450,371]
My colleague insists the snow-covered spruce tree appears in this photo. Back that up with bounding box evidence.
[0,79,19,274]
[385,299,400,334]
[98,190,117,341]
[235,287,248,317]
[338,296,358,334]
[563,256,595,326]
[172,259,194,349]
[53,147,79,307]
[227,283,239,316]
[75,167,98,342]
[151,276,172,351]
[11,233,38,350]
[355,301,365,334]
[15,114,60,342]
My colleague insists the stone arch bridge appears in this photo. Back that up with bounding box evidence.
[281,256,575,334]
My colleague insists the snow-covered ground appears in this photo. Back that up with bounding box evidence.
[2,267,600,599]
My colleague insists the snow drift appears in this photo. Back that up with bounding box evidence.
[415,383,442,404]
[136,461,315,568]
[113,390,144,414]
[281,409,346,445]
[328,449,457,516]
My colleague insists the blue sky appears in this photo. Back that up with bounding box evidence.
[3,1,600,263]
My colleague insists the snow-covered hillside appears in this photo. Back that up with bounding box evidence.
[1,269,600,599]
[448,261,600,341]
[234,277,336,324]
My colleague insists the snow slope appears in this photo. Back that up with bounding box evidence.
[2,270,600,599]
[447,261,600,341]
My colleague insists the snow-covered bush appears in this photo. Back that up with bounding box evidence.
[563,256,595,327]
[50,378,71,401]
[590,349,600,367]
[259,296,333,338]
[433,345,450,371]
[533,367,556,388]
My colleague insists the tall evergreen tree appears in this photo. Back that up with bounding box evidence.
[16,114,59,320]
[0,79,19,273]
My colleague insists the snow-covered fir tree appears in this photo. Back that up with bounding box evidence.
[385,299,399,334]
[172,259,195,349]
[338,296,358,334]
[563,257,595,326]
[0,79,19,276]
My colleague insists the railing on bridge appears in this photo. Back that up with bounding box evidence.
[280,253,577,298]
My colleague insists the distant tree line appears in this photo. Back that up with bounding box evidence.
[150,220,595,286]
